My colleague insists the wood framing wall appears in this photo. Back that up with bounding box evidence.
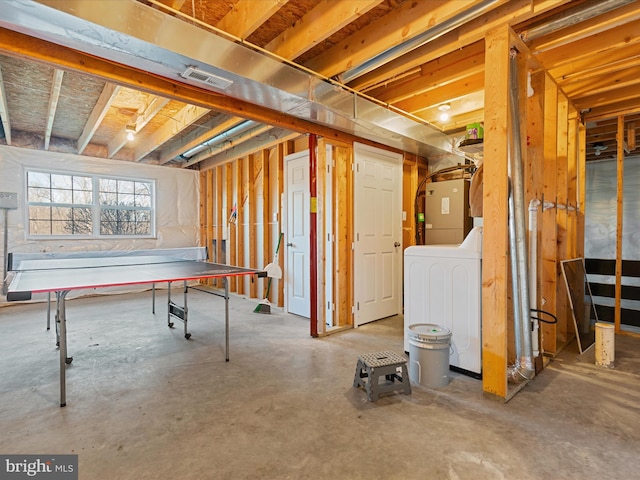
[483,26,586,400]
[198,135,422,335]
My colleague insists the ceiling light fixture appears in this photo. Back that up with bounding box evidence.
[438,103,451,122]
[125,124,136,141]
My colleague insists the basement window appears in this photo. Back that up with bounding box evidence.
[26,170,155,238]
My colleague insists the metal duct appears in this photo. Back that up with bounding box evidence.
[0,0,453,159]
[507,49,535,383]
[339,0,502,84]
[521,0,636,42]
[181,120,259,159]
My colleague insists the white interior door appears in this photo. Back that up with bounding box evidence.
[285,150,310,317]
[353,143,402,327]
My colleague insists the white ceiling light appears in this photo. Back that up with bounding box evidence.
[125,124,136,141]
[438,103,451,122]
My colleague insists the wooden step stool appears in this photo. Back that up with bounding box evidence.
[353,351,411,401]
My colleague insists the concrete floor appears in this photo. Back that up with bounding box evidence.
[0,289,639,480]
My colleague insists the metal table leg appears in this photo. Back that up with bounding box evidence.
[225,277,229,362]
[55,290,72,407]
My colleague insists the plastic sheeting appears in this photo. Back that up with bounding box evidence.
[0,145,199,302]
[585,156,640,261]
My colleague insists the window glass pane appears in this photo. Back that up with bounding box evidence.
[27,170,153,238]
[119,194,135,207]
[28,187,52,203]
[99,178,117,193]
[28,172,50,188]
[29,205,51,220]
[72,189,92,204]
[72,176,92,191]
[29,220,52,235]
[135,182,150,196]
[118,180,134,194]
[51,188,73,204]
[99,191,118,206]
[69,207,93,234]
[51,174,72,190]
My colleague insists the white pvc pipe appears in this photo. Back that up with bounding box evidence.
[529,200,541,358]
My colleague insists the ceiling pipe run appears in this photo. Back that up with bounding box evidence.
[520,0,637,42]
[0,0,454,160]
[339,0,502,84]
[181,120,258,159]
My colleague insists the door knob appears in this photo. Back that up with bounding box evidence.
[394,242,401,247]
[286,242,293,247]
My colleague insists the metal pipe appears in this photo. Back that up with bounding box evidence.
[508,49,534,381]
[508,184,523,365]
[521,0,636,42]
[339,0,502,83]
[181,120,258,158]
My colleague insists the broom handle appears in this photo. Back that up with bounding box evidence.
[265,232,283,298]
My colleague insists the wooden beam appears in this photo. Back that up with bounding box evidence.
[206,169,214,285]
[216,0,288,39]
[0,64,12,145]
[481,25,511,400]
[541,74,558,354]
[350,0,568,91]
[276,143,285,307]
[265,0,382,60]
[0,28,394,159]
[227,162,236,291]
[525,69,546,355]
[44,69,64,150]
[577,120,586,260]
[316,139,328,334]
[134,104,208,161]
[615,115,624,332]
[372,41,485,104]
[260,149,270,301]
[555,94,569,344]
[248,154,257,298]
[215,166,224,286]
[394,73,484,114]
[184,125,273,168]
[77,82,120,154]
[237,157,246,295]
[108,95,169,158]
[628,122,636,151]
[159,116,244,164]
[305,0,493,78]
[526,1,640,54]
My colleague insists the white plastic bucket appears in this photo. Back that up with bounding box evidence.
[408,323,452,388]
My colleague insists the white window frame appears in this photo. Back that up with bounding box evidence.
[25,168,156,239]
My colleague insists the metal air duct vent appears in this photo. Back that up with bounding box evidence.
[180,67,233,90]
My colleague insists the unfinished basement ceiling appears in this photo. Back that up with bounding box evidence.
[0,0,639,168]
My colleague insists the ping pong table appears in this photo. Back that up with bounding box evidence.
[6,252,265,407]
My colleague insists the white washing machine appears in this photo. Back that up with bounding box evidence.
[403,227,482,376]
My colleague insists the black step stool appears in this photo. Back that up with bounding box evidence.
[353,351,411,401]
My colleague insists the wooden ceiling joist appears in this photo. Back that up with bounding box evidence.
[216,0,289,39]
[0,64,11,145]
[264,0,383,61]
[108,95,169,158]
[44,69,64,150]
[133,104,209,162]
[77,82,120,155]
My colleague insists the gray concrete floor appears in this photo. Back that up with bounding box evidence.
[0,289,639,480]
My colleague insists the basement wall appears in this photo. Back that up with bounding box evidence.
[0,145,199,302]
